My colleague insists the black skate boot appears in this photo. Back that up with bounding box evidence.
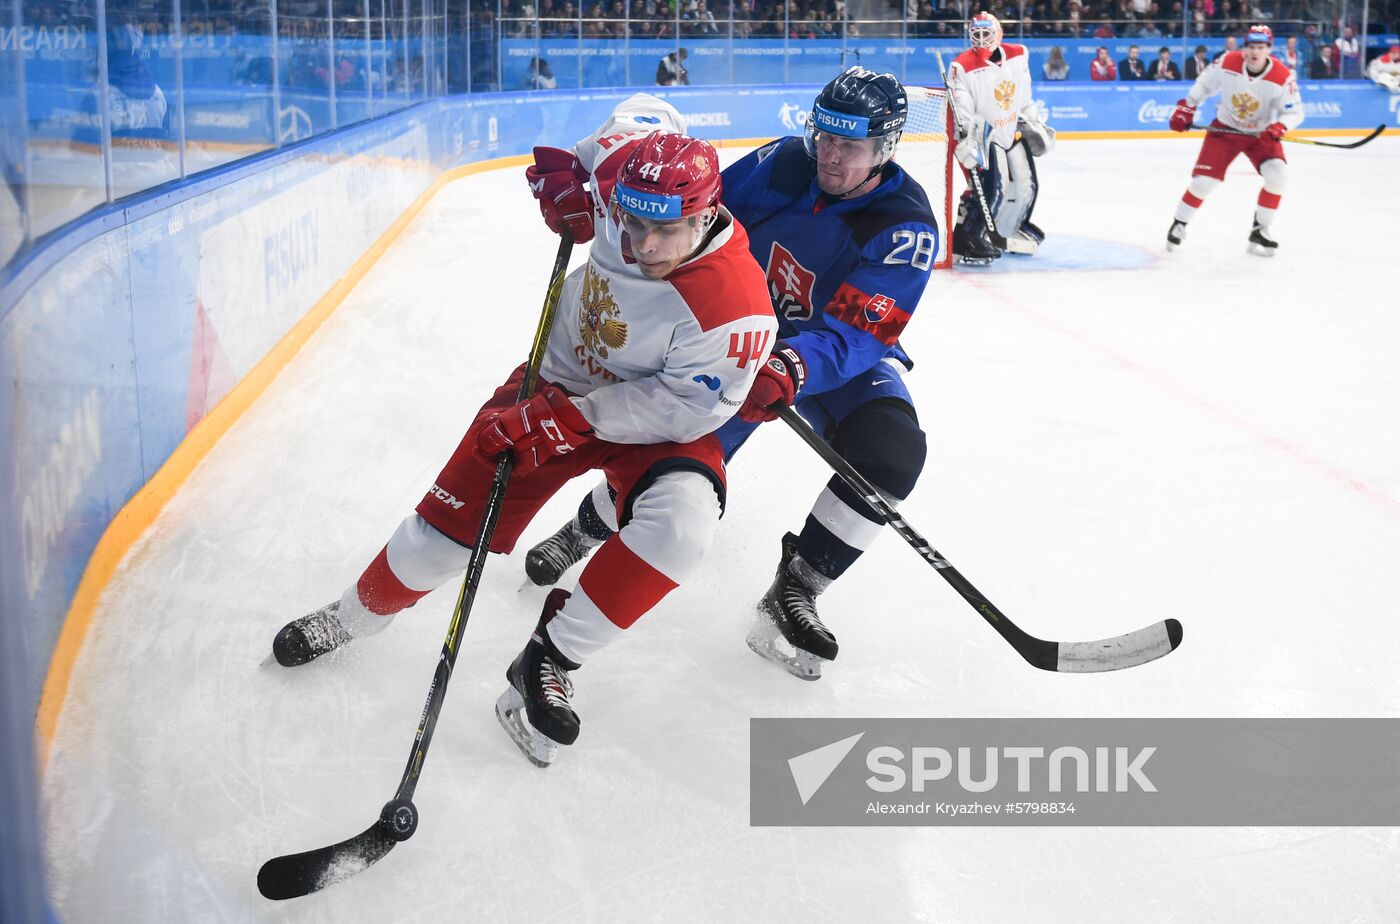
[271,601,352,666]
[746,532,838,681]
[1166,219,1187,252]
[953,223,1000,267]
[524,518,603,586]
[496,589,582,767]
[1247,221,1278,257]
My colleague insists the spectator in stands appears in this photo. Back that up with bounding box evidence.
[1119,44,1148,79]
[1185,43,1211,78]
[1335,26,1361,78]
[1280,35,1303,72]
[1212,35,1238,61]
[1043,45,1070,79]
[1311,43,1338,78]
[1091,45,1118,79]
[1148,45,1181,79]
[1093,13,1116,37]
[656,47,689,85]
[1137,18,1163,38]
[524,55,557,89]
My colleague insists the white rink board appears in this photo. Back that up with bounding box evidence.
[41,137,1400,923]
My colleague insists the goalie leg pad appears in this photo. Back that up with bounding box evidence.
[994,141,1040,245]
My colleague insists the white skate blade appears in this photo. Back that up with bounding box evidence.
[1165,240,1180,252]
[955,254,996,267]
[1246,242,1277,257]
[495,686,559,768]
[745,616,825,681]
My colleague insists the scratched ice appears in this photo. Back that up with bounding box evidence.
[40,138,1400,922]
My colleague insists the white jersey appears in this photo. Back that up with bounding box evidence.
[538,94,776,445]
[946,43,1039,151]
[1187,52,1304,134]
[1367,52,1400,83]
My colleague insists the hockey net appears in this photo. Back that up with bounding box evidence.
[897,86,956,270]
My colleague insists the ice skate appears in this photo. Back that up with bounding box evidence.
[1166,220,1187,252]
[524,518,602,586]
[1246,221,1278,257]
[270,601,352,667]
[746,533,838,681]
[496,589,581,767]
[953,224,999,267]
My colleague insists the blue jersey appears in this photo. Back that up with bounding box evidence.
[720,136,938,397]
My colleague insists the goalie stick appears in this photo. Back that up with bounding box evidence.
[1190,122,1387,150]
[256,229,575,902]
[778,406,1183,672]
[934,50,1008,251]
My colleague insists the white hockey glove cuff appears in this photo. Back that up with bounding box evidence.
[955,116,990,170]
[1018,117,1056,157]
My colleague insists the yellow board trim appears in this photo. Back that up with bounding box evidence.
[34,152,532,769]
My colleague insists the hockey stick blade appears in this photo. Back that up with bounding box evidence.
[1047,618,1183,672]
[257,822,397,900]
[778,407,1184,673]
[258,798,417,900]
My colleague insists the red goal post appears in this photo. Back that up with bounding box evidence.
[898,86,956,271]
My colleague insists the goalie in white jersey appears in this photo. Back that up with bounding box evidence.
[946,12,1056,265]
[268,94,776,768]
[1166,24,1304,256]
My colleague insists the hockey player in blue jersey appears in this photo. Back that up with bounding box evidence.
[524,66,938,680]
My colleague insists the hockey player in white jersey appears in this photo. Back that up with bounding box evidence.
[946,12,1055,265]
[268,94,776,768]
[1167,24,1304,256]
[1368,44,1400,93]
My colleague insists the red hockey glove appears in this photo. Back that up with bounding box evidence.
[1169,99,1195,133]
[1264,122,1287,141]
[478,386,593,473]
[526,146,595,244]
[738,343,807,423]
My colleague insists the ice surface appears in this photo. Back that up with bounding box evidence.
[41,138,1400,922]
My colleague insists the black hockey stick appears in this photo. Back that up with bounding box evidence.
[1191,122,1386,149]
[934,50,1008,251]
[778,406,1183,672]
[257,230,575,901]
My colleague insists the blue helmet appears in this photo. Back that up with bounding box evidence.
[804,65,909,163]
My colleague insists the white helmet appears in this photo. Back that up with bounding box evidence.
[968,12,1003,52]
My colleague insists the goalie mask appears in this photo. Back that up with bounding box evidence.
[968,12,1003,59]
[607,130,722,277]
[803,66,908,198]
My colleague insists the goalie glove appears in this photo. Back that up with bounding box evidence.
[1017,117,1056,156]
[955,116,990,170]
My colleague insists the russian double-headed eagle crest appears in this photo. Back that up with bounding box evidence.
[1230,92,1261,121]
[579,265,628,359]
[995,80,1016,111]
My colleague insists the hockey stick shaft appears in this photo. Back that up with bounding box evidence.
[934,49,1008,250]
[257,230,575,901]
[778,405,1182,672]
[1190,122,1386,149]
[390,228,573,804]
